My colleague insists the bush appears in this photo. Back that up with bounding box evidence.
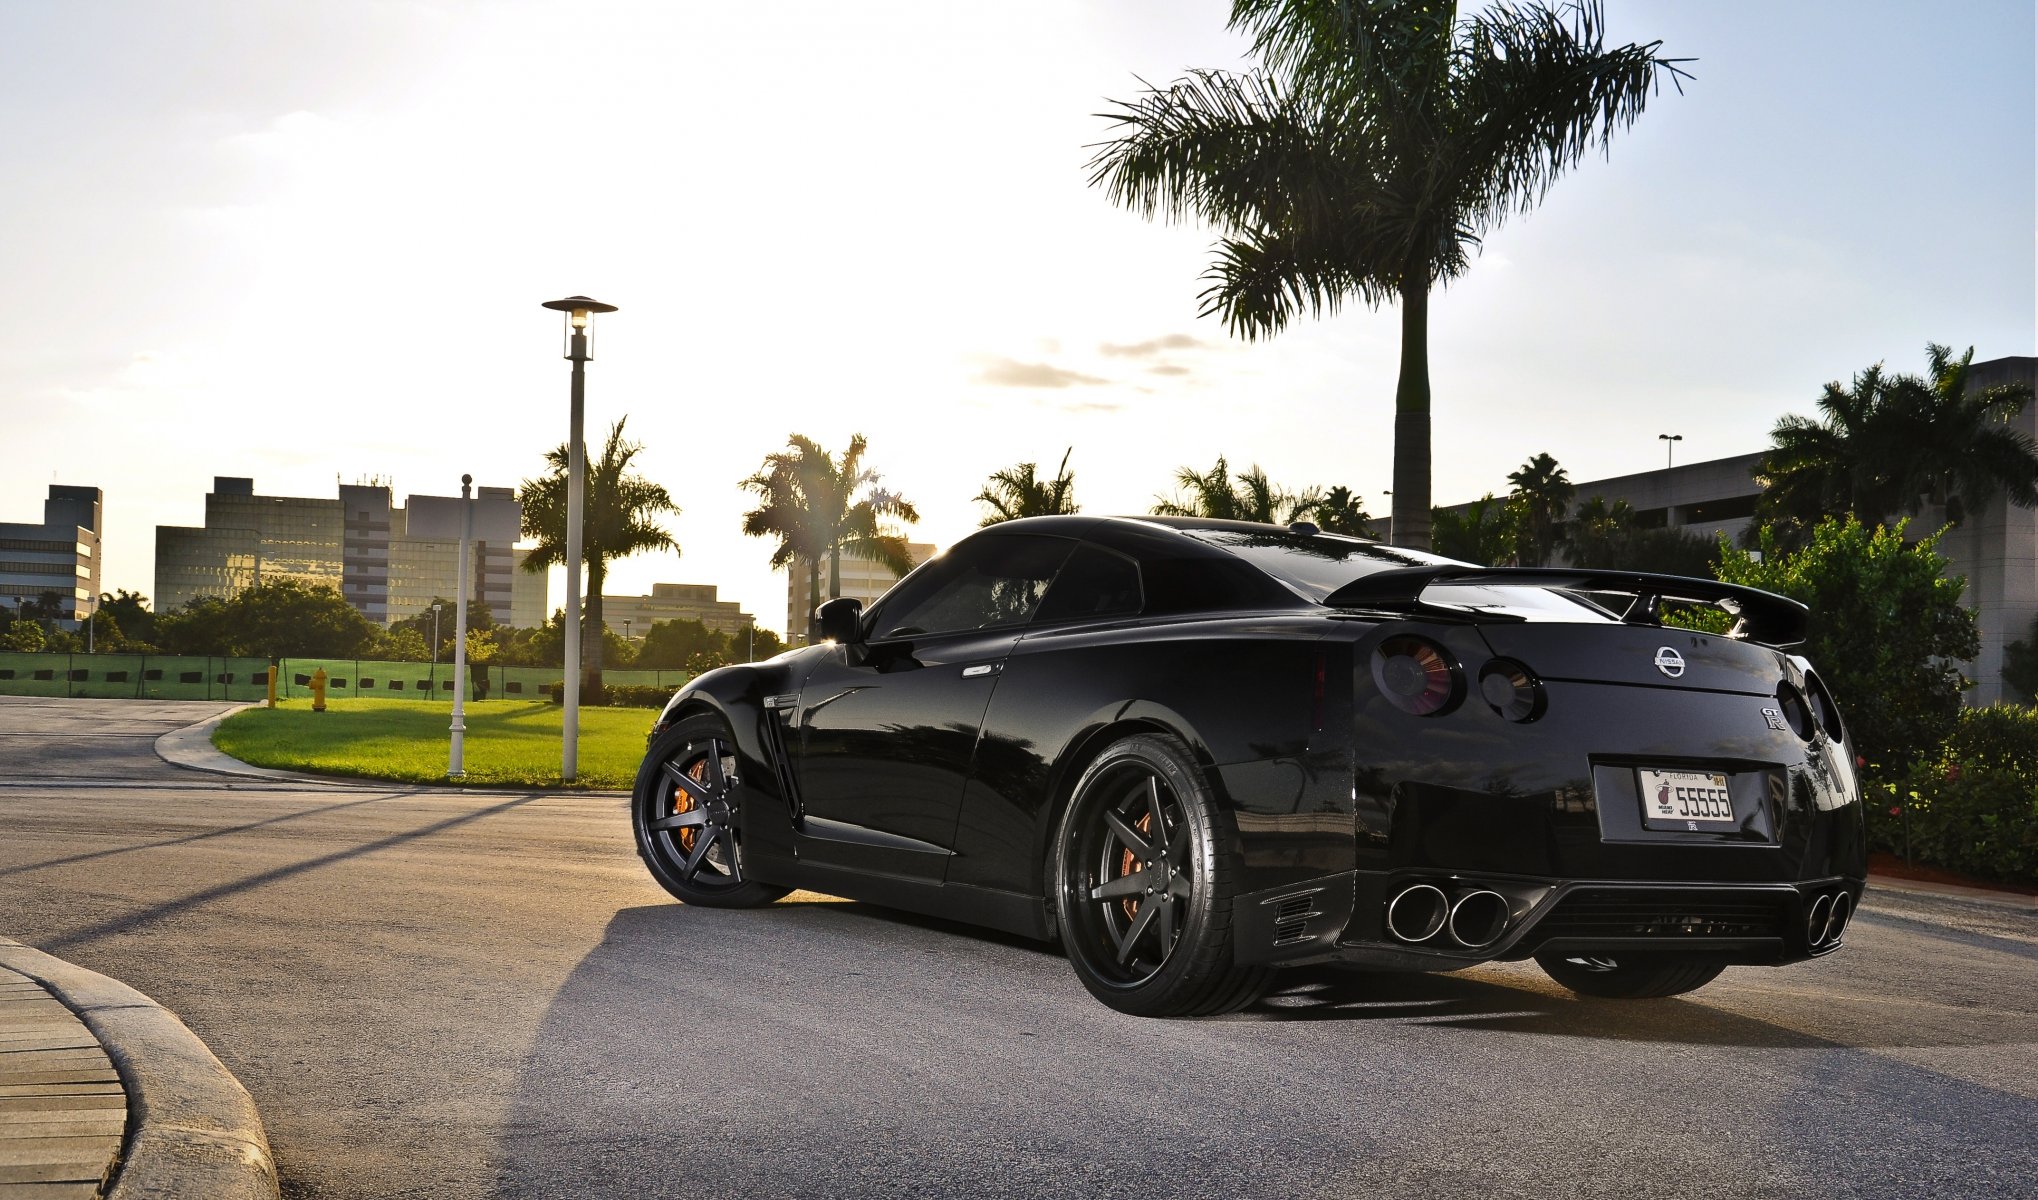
[1869,705,2038,884]
[604,685,676,709]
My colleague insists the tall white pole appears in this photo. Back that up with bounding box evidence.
[562,328,588,782]
[450,474,472,778]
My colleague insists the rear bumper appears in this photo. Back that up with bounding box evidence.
[1234,869,1866,969]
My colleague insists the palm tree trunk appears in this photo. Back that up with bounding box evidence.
[1391,274,1434,550]
[829,545,842,600]
[805,558,821,644]
[584,555,606,701]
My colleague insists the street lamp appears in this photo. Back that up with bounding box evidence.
[1659,433,1683,470]
[430,602,443,675]
[623,618,632,644]
[541,294,618,782]
[450,474,473,778]
[1382,490,1394,545]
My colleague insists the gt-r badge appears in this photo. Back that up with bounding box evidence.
[1654,647,1686,678]
[1762,706,1788,731]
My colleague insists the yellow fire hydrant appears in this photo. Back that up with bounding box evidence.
[311,667,329,713]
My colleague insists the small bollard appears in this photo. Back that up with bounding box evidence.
[266,661,278,709]
[311,667,329,713]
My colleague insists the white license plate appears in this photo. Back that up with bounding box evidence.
[1637,768,1738,830]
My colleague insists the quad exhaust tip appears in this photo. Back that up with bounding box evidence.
[1386,884,1512,948]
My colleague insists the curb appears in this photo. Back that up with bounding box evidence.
[0,938,279,1200]
[1865,872,2037,913]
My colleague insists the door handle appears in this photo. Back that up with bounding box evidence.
[961,663,1002,678]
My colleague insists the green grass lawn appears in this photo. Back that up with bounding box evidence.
[212,698,656,789]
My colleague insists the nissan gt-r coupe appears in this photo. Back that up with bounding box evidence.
[631,516,1864,1017]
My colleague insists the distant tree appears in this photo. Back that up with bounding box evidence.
[1297,485,1372,535]
[463,627,498,665]
[634,618,729,671]
[1507,452,1574,567]
[5,619,45,653]
[1429,494,1516,566]
[1716,516,1976,774]
[2002,616,2038,704]
[98,590,154,646]
[155,581,379,658]
[1563,495,1717,576]
[389,598,495,663]
[1089,0,1687,548]
[1756,343,2038,538]
[1153,457,1315,522]
[520,417,680,694]
[741,434,920,642]
[975,449,1079,526]
[379,627,430,662]
[494,611,565,669]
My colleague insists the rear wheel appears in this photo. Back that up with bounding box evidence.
[1051,733,1268,1017]
[632,713,789,908]
[1536,952,1725,999]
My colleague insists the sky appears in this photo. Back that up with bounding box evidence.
[2,0,2032,636]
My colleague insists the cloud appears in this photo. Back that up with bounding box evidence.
[1100,333,1204,358]
[1147,364,1191,377]
[975,357,1109,388]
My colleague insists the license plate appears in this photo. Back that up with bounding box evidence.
[1637,768,1738,831]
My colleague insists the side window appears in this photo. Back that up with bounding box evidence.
[1141,556,1290,614]
[869,534,1074,639]
[1034,544,1142,623]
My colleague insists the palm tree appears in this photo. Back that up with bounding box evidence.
[741,434,920,641]
[1757,343,2038,535]
[975,449,1080,526]
[518,417,679,691]
[1152,457,1316,522]
[1089,0,1686,550]
[1506,451,1573,566]
[1430,493,1516,566]
[1297,485,1372,535]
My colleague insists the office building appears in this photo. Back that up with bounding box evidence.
[602,583,755,639]
[155,477,543,627]
[0,485,102,624]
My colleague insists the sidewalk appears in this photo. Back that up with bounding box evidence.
[0,940,277,1200]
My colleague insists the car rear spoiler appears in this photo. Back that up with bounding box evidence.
[1323,566,1808,648]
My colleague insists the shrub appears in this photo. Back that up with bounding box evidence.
[1869,705,2038,884]
[604,685,676,709]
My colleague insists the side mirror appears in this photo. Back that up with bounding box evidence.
[816,597,864,647]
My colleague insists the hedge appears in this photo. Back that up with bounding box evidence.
[1868,705,2038,884]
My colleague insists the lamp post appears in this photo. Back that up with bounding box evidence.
[450,474,473,778]
[1382,490,1394,544]
[623,618,632,644]
[1658,433,1683,470]
[541,294,618,782]
[430,601,443,682]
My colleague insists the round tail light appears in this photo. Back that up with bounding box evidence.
[1373,637,1462,716]
[1776,681,1816,741]
[1805,671,1846,742]
[1478,658,1545,723]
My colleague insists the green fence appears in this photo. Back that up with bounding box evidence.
[0,653,692,702]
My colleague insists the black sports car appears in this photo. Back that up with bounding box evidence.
[631,516,1864,1017]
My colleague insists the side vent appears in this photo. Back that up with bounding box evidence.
[1266,889,1325,947]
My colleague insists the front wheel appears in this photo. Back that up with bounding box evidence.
[1051,733,1268,1017]
[632,713,789,909]
[1536,953,1726,999]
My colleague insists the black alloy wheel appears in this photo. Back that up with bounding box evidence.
[1536,952,1726,999]
[1051,733,1268,1017]
[632,713,789,908]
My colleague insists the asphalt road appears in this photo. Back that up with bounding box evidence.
[1,696,2034,1199]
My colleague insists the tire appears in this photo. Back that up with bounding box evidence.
[1050,733,1269,1017]
[1536,952,1726,999]
[632,713,790,909]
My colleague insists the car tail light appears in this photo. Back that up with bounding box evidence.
[1776,681,1816,741]
[1805,671,1846,742]
[1373,637,1461,716]
[1478,658,1545,723]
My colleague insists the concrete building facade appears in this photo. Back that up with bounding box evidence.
[155,477,542,627]
[783,542,936,643]
[602,583,756,639]
[1446,355,2038,705]
[0,485,102,624]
